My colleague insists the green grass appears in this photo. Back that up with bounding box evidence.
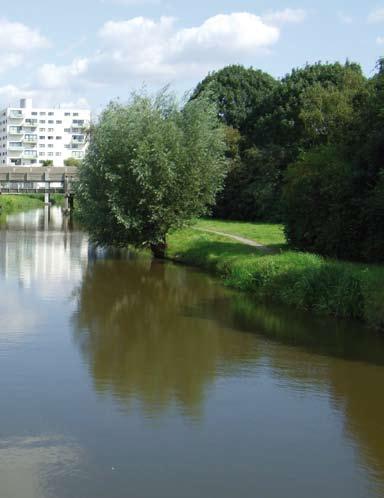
[194,218,287,249]
[167,223,384,330]
[0,195,44,215]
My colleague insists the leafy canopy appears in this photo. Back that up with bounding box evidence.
[76,91,227,255]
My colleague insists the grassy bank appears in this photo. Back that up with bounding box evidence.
[0,195,44,215]
[0,194,65,217]
[167,221,384,330]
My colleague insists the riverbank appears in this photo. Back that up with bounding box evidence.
[0,194,65,218]
[0,195,44,216]
[167,220,384,330]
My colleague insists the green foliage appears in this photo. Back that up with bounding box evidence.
[283,146,361,258]
[41,160,53,167]
[190,64,277,132]
[167,225,384,328]
[0,195,44,216]
[76,91,227,255]
[192,61,367,222]
[64,157,82,167]
[283,61,384,262]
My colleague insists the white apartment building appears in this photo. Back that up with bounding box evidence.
[0,98,91,167]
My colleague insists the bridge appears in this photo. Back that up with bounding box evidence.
[0,166,79,212]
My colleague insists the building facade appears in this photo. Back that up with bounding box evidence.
[0,98,91,167]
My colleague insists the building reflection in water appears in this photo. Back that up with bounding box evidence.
[0,207,88,296]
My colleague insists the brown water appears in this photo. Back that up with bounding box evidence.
[1,207,384,498]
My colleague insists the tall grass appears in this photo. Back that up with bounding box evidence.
[167,228,384,329]
[0,195,44,215]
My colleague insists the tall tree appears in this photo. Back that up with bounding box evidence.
[76,91,227,257]
[191,65,277,133]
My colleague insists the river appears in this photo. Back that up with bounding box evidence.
[1,207,384,498]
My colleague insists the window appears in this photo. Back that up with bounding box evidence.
[39,120,45,124]
[64,112,70,116]
[48,120,54,124]
[48,152,53,156]
[64,128,70,132]
[56,136,62,140]
[55,152,61,156]
[40,112,46,116]
[56,120,62,124]
[48,128,54,132]
[39,152,45,156]
[39,144,45,148]
[32,112,37,116]
[39,136,45,140]
[48,112,54,116]
[48,136,53,140]
[73,112,79,116]
[39,128,45,132]
[72,151,83,158]
[48,144,54,148]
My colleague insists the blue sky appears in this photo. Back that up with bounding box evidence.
[0,0,382,111]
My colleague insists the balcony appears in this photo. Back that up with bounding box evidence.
[8,142,23,150]
[23,135,38,145]
[9,110,23,119]
[8,127,23,135]
[69,143,85,150]
[22,150,38,158]
[24,119,38,126]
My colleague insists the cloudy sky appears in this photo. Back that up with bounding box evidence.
[0,0,382,111]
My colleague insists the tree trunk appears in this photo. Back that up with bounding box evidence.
[150,240,167,259]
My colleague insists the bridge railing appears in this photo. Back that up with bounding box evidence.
[0,166,78,194]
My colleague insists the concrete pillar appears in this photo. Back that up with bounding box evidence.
[44,205,50,231]
[44,192,50,205]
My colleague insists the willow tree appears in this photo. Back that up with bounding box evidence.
[76,91,227,257]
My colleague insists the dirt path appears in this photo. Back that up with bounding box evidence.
[193,227,272,252]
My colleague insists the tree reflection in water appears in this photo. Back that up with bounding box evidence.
[74,256,259,418]
[74,254,384,493]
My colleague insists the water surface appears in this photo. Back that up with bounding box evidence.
[1,207,384,498]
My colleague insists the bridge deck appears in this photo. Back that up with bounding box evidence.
[0,166,78,183]
[0,166,78,194]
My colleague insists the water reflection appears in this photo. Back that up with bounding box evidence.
[0,435,83,498]
[0,207,88,297]
[74,253,384,494]
[74,258,259,417]
[1,207,384,497]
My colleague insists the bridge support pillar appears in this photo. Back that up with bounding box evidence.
[44,192,51,205]
[63,193,73,216]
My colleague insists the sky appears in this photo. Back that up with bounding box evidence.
[0,0,382,112]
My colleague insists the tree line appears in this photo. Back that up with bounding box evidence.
[191,60,384,262]
[77,59,383,263]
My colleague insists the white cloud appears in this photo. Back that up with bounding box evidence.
[262,8,307,25]
[42,13,280,90]
[6,10,298,108]
[377,36,384,44]
[37,58,89,89]
[0,19,49,73]
[0,83,90,110]
[368,8,384,23]
[87,13,280,82]
[338,12,353,24]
